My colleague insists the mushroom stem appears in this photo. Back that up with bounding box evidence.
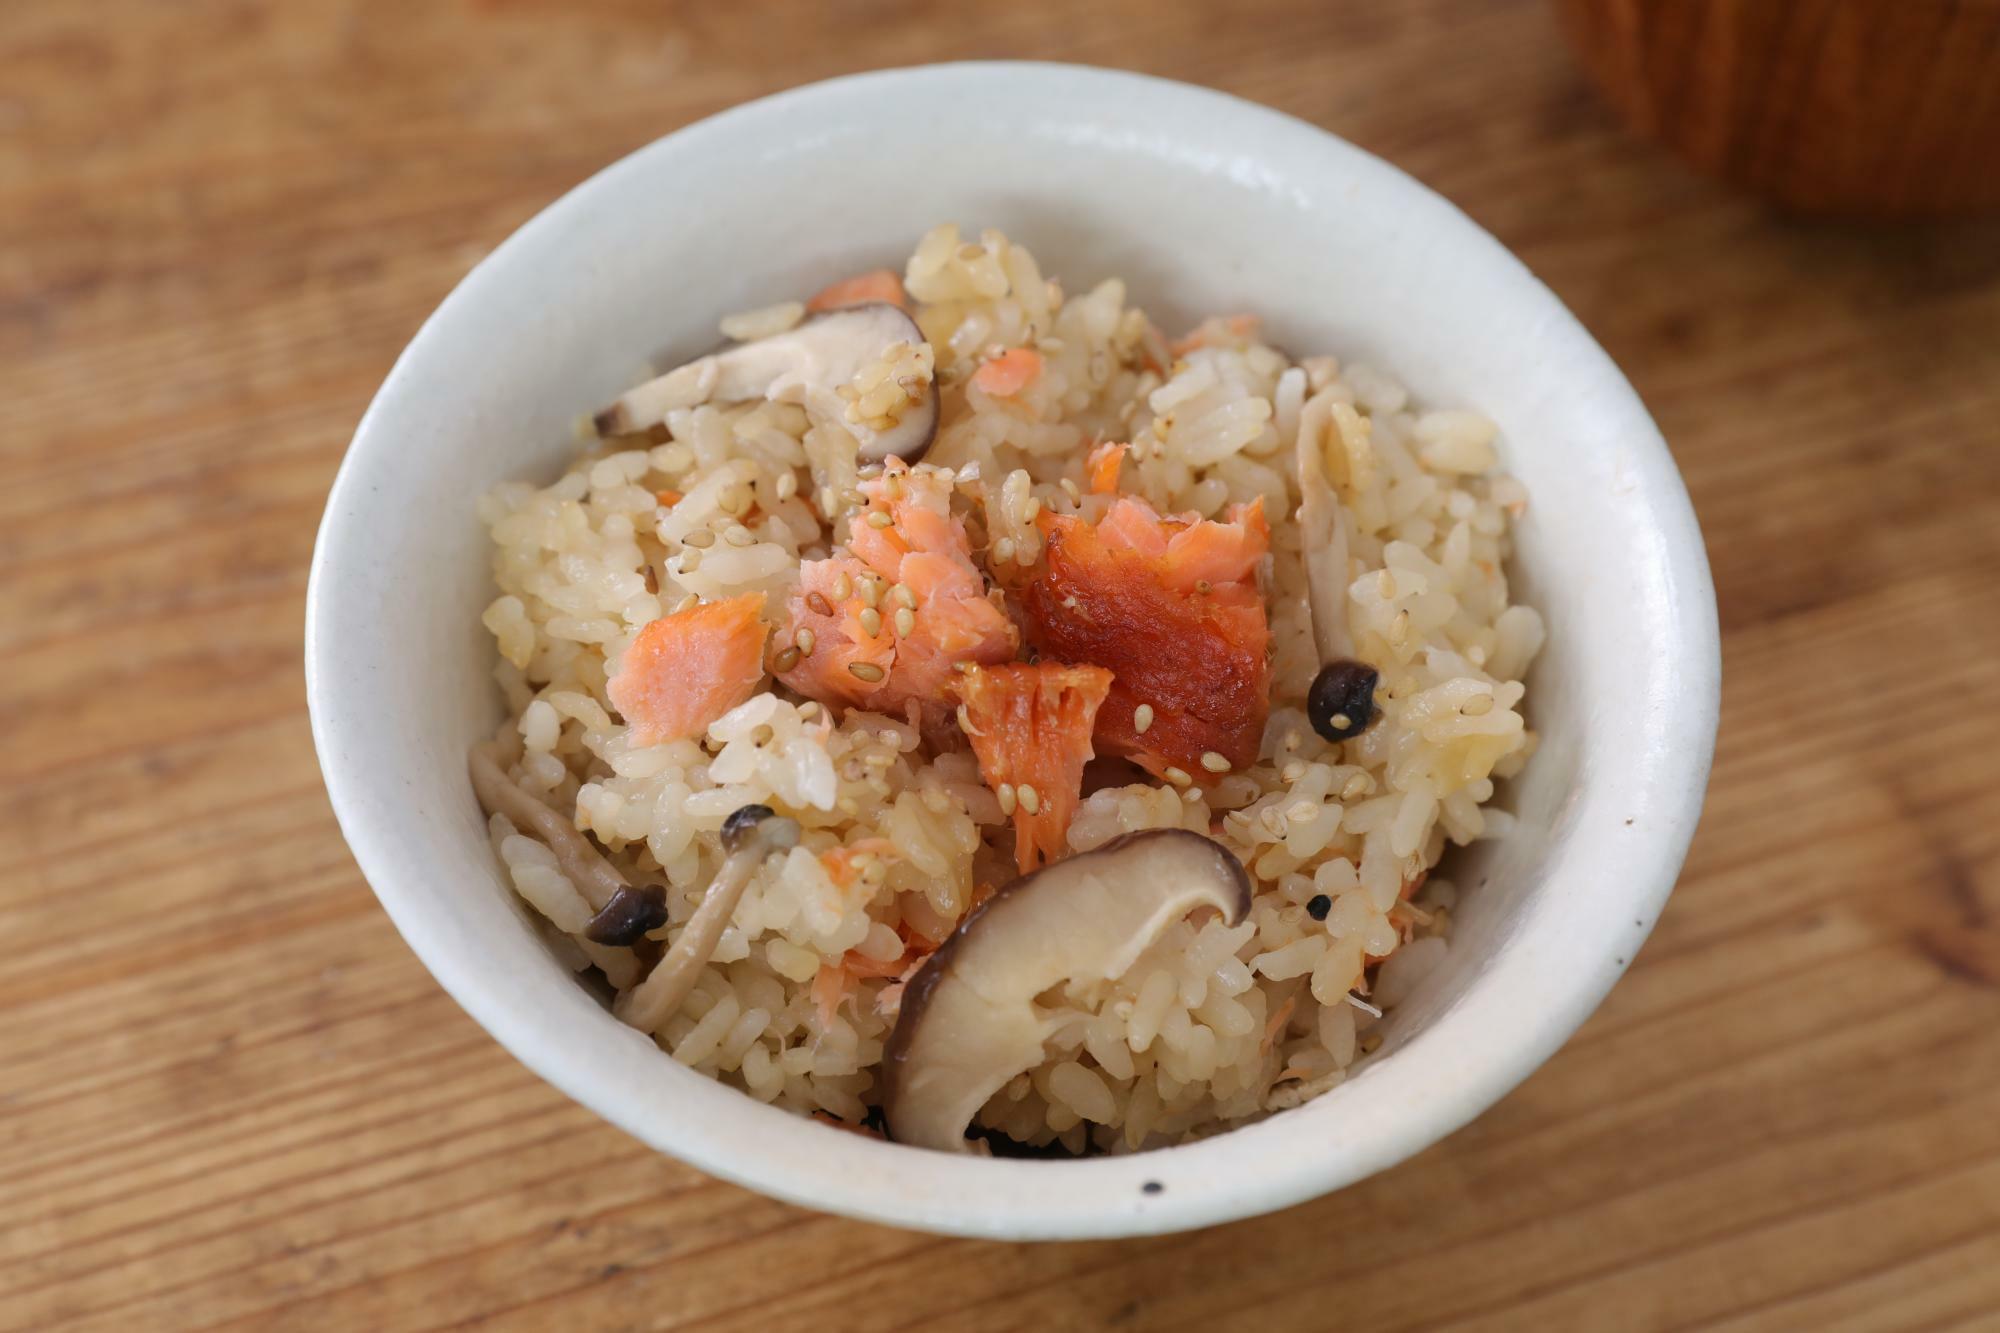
[614,805,801,1034]
[469,739,625,912]
[1295,389,1354,664]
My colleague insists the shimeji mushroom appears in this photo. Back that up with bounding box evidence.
[469,737,626,913]
[471,741,799,1032]
[593,303,938,463]
[880,830,1253,1153]
[1295,392,1382,743]
[613,804,800,1034]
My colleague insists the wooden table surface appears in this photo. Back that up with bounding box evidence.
[6,1,1999,1329]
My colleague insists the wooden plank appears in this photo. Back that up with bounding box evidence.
[4,0,1998,1328]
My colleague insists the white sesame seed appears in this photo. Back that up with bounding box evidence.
[678,549,702,572]
[831,572,853,602]
[857,463,885,480]
[671,594,698,615]
[993,537,1017,564]
[682,529,716,548]
[798,701,820,719]
[858,578,880,608]
[1200,751,1231,773]
[859,608,883,637]
[894,606,916,637]
[890,583,916,609]
[847,662,885,683]
[866,510,894,529]
[723,526,755,547]
[774,471,798,501]
[997,783,1017,815]
[1281,761,1306,783]
[1022,498,1042,522]
[1133,704,1154,734]
[1016,783,1041,815]
[1163,766,1192,787]
[1341,773,1373,800]
[1330,712,1352,730]
[1059,478,1081,502]
[1461,693,1495,717]
[795,628,817,656]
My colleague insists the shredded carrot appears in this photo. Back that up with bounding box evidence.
[810,964,849,1029]
[819,928,939,1026]
[1086,441,1128,495]
[655,488,683,508]
[806,268,908,312]
[839,949,911,981]
[1262,995,1297,1053]
[813,1111,884,1138]
[819,837,898,889]
[1170,314,1260,357]
[873,953,933,1017]
[971,347,1043,398]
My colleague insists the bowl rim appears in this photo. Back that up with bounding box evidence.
[307,60,1719,1239]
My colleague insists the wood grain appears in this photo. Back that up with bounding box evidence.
[1555,0,2000,218]
[4,1,1999,1329]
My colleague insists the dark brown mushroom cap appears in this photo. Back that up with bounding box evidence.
[880,830,1252,1153]
[583,884,670,947]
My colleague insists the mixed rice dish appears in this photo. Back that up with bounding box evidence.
[472,226,1543,1155]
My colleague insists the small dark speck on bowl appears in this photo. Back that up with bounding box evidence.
[1142,1180,1164,1195]
[1625,817,1635,826]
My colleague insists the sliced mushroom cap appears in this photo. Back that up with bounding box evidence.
[594,303,938,463]
[880,830,1252,1153]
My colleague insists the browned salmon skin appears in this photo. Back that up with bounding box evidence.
[1024,496,1271,779]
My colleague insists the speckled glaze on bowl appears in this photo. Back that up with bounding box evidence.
[306,62,1718,1240]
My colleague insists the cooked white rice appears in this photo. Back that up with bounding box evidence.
[476,225,1543,1152]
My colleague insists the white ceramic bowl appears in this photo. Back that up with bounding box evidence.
[307,63,1718,1239]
